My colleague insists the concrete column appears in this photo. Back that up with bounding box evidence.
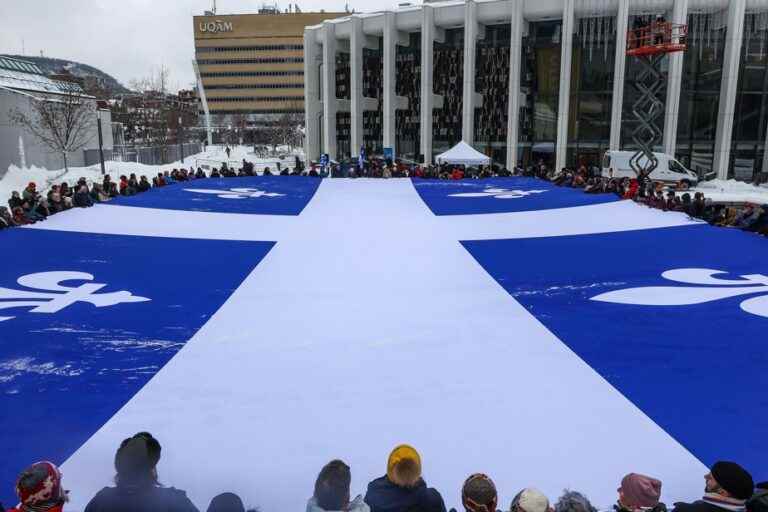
[304,29,322,162]
[383,12,397,155]
[713,0,746,179]
[322,22,338,161]
[555,0,575,171]
[421,7,435,164]
[462,0,483,144]
[663,0,689,155]
[506,0,524,170]
[350,17,364,159]
[763,118,768,176]
[609,0,629,151]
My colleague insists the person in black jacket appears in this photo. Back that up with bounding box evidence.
[365,444,446,512]
[672,462,754,512]
[84,432,198,512]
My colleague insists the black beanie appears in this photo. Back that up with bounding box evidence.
[712,461,754,500]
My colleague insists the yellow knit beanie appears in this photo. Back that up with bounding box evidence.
[387,444,422,488]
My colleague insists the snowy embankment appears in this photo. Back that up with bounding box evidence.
[691,179,768,204]
[0,145,303,202]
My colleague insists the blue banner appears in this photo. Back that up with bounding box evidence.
[412,177,618,215]
[0,229,273,504]
[108,176,322,215]
[462,224,767,478]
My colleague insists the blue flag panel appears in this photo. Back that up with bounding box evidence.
[108,176,322,215]
[463,224,767,478]
[412,177,618,215]
[0,228,273,505]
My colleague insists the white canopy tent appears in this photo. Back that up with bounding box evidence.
[435,141,491,166]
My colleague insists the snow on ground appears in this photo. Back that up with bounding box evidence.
[691,179,768,204]
[0,145,303,203]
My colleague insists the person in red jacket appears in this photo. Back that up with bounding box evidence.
[7,461,68,512]
[623,179,639,200]
[451,167,464,180]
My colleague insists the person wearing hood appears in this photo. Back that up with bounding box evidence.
[308,460,369,512]
[615,474,666,512]
[7,461,69,512]
[84,432,198,512]
[364,445,446,512]
[672,462,754,512]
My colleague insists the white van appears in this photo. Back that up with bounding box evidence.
[602,151,699,185]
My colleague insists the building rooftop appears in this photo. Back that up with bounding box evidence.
[0,55,84,96]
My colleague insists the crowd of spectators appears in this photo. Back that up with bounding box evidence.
[3,433,766,512]
[0,157,306,230]
[3,157,767,238]
[515,161,768,237]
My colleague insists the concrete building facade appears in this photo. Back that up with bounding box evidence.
[0,56,113,177]
[305,0,768,181]
[193,10,346,129]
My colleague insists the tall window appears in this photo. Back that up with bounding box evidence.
[336,53,351,159]
[676,10,726,176]
[519,20,562,168]
[363,39,384,155]
[396,32,422,162]
[474,24,511,165]
[433,28,464,158]
[567,15,615,169]
[729,12,768,181]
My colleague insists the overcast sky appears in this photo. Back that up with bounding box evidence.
[0,0,413,92]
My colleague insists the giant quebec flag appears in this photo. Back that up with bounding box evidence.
[0,176,764,511]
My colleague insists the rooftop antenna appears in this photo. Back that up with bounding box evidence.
[212,0,217,15]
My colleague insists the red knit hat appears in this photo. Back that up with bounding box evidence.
[619,473,662,509]
[15,461,66,507]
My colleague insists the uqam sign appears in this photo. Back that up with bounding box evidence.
[199,20,234,33]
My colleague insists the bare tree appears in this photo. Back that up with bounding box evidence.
[129,64,171,94]
[271,101,304,152]
[10,89,96,172]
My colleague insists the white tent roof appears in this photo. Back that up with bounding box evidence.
[435,141,491,165]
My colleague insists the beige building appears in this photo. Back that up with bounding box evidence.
[193,11,345,128]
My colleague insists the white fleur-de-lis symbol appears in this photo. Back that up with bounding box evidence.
[591,268,768,319]
[0,271,151,322]
[448,188,548,199]
[184,187,285,199]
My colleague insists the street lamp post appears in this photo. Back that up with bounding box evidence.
[178,115,184,163]
[96,110,106,176]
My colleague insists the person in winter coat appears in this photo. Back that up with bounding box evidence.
[22,182,39,204]
[60,182,72,198]
[614,474,666,512]
[119,175,130,195]
[48,186,64,212]
[364,445,446,512]
[138,176,152,192]
[0,206,16,228]
[74,186,93,208]
[309,460,369,512]
[12,207,30,225]
[672,462,754,512]
[8,191,23,210]
[7,461,68,512]
[84,433,198,512]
